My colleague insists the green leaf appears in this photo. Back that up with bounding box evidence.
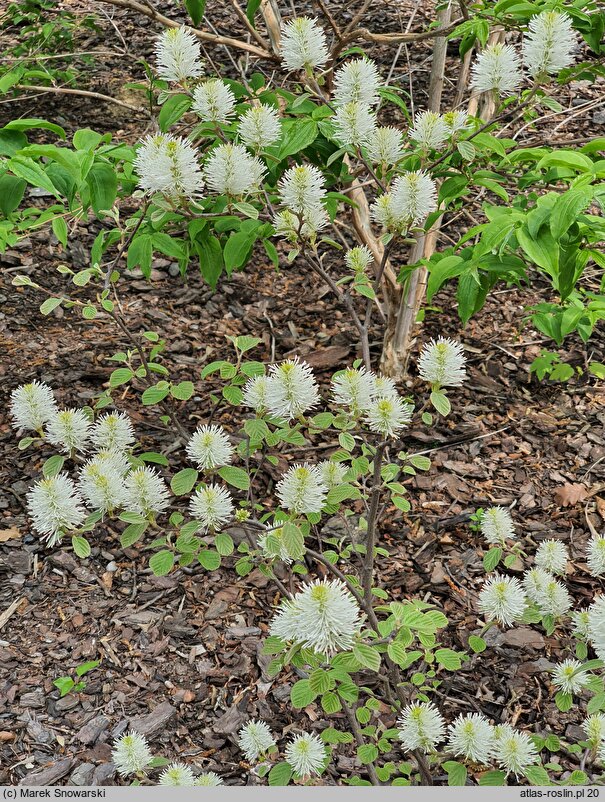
[309,669,332,695]
[5,118,65,137]
[0,173,26,216]
[170,468,198,496]
[357,744,378,764]
[158,93,192,131]
[430,390,451,416]
[170,381,195,401]
[468,635,486,653]
[278,119,318,159]
[457,141,476,161]
[218,465,250,490]
[443,761,467,786]
[51,216,68,247]
[120,522,147,548]
[268,762,292,787]
[524,765,551,786]
[281,522,305,560]
[479,770,506,786]
[321,691,342,713]
[141,382,170,405]
[82,305,97,320]
[483,546,503,572]
[42,455,65,478]
[435,648,464,670]
[53,676,75,697]
[109,367,134,387]
[567,770,588,785]
[550,186,593,241]
[222,385,243,406]
[149,550,174,576]
[9,155,58,196]
[139,451,169,466]
[40,297,63,316]
[352,643,381,672]
[555,690,573,712]
[185,0,207,24]
[290,679,315,708]
[72,536,91,559]
[223,230,256,272]
[127,234,153,277]
[198,549,221,570]
[86,163,118,216]
[215,532,234,556]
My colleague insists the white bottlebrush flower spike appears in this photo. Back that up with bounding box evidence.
[317,460,348,489]
[447,713,495,765]
[273,207,328,242]
[278,164,327,215]
[242,375,269,412]
[522,567,553,603]
[135,134,204,199]
[276,463,327,514]
[372,171,437,233]
[331,366,376,413]
[398,701,445,753]
[238,104,281,151]
[333,58,382,106]
[471,43,523,95]
[374,376,399,400]
[10,381,57,432]
[90,411,135,452]
[478,573,526,626]
[111,731,152,777]
[493,726,538,777]
[345,246,374,274]
[90,449,131,476]
[442,110,469,137]
[45,408,91,454]
[155,27,203,83]
[203,143,265,197]
[417,337,467,387]
[585,714,605,748]
[186,424,233,471]
[190,483,234,532]
[535,539,568,575]
[195,772,223,786]
[280,17,329,72]
[27,473,86,545]
[587,535,605,577]
[523,11,576,77]
[572,608,590,640]
[78,457,128,514]
[285,732,326,777]
[365,396,413,438]
[552,658,590,695]
[159,763,196,786]
[408,111,449,151]
[536,576,571,617]
[238,720,276,763]
[366,126,405,166]
[192,79,236,124]
[332,101,377,147]
[588,596,605,661]
[123,467,170,517]
[480,506,516,545]
[270,579,362,654]
[266,358,320,419]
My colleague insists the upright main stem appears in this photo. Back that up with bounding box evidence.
[362,443,386,605]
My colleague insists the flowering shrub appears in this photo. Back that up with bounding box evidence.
[3,1,605,376]
[5,0,605,788]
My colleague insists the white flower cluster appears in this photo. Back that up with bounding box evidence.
[238,104,281,152]
[269,578,362,654]
[155,27,203,83]
[135,134,204,199]
[481,506,515,545]
[471,12,576,95]
[331,366,413,438]
[244,357,320,420]
[186,424,233,471]
[11,384,176,545]
[236,720,324,777]
[398,705,538,776]
[237,720,276,763]
[371,171,438,234]
[274,165,329,242]
[203,143,266,198]
[192,79,236,124]
[417,338,467,388]
[280,17,328,72]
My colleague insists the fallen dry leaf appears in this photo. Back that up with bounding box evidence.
[596,496,605,521]
[554,483,589,507]
[0,526,21,542]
